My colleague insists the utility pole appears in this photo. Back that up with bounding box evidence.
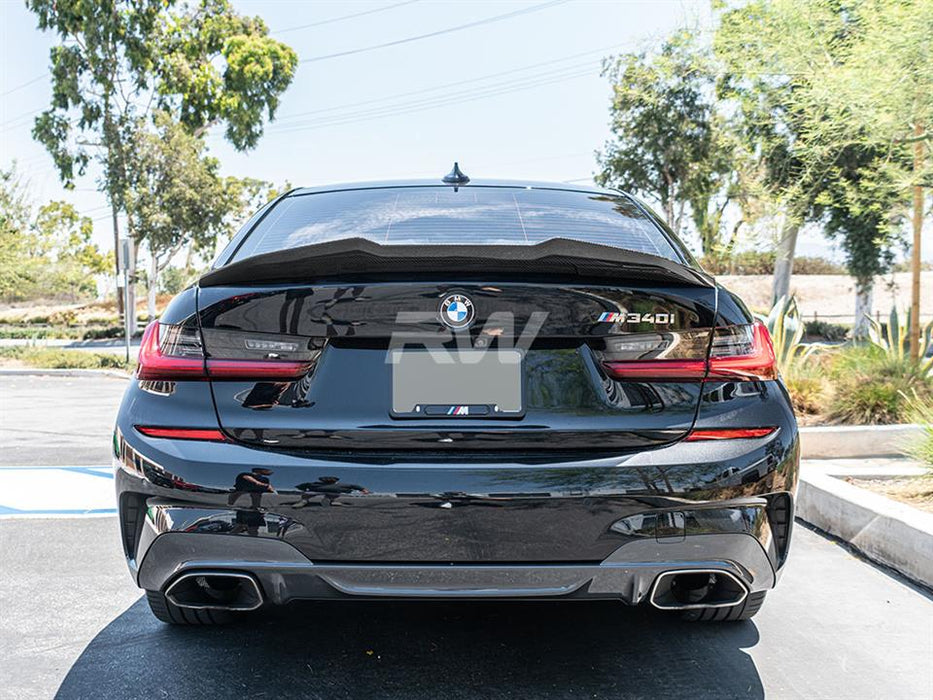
[909,123,924,362]
[118,238,134,364]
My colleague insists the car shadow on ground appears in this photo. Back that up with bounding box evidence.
[55,597,763,699]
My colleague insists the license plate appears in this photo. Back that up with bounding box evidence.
[389,349,524,418]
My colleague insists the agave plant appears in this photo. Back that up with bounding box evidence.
[867,307,933,377]
[755,295,821,378]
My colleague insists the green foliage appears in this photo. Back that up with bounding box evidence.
[811,143,906,290]
[756,295,821,378]
[701,250,775,275]
[597,30,740,252]
[827,346,931,424]
[0,346,134,371]
[0,325,123,340]
[868,307,933,376]
[155,1,298,149]
[714,0,931,290]
[792,257,848,275]
[903,391,933,467]
[0,165,35,298]
[784,367,827,416]
[127,111,237,266]
[159,266,195,295]
[26,0,298,294]
[700,252,846,276]
[0,163,107,301]
[804,320,849,343]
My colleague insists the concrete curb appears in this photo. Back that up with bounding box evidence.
[799,424,922,459]
[0,368,130,379]
[798,461,933,588]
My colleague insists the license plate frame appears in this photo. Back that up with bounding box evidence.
[389,348,524,419]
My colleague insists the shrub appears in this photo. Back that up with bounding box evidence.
[792,256,847,275]
[804,320,849,342]
[700,252,845,276]
[82,326,124,340]
[700,250,775,275]
[827,347,932,424]
[83,315,120,325]
[0,346,134,371]
[784,365,828,415]
[757,295,823,377]
[868,307,933,377]
[902,392,933,467]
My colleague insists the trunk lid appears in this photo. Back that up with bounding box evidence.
[197,276,717,454]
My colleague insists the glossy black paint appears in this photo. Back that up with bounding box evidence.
[199,281,716,450]
[114,178,799,605]
[116,378,795,566]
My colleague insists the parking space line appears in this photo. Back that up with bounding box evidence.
[0,466,117,518]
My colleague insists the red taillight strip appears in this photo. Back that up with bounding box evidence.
[707,322,777,381]
[135,426,228,442]
[136,321,312,381]
[136,321,206,380]
[602,322,777,382]
[684,427,777,442]
[206,358,312,380]
[602,359,707,381]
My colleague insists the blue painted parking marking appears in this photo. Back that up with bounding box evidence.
[0,465,117,516]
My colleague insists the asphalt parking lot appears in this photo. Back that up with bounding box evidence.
[1,375,932,699]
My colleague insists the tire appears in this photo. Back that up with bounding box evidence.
[681,591,767,622]
[145,589,237,625]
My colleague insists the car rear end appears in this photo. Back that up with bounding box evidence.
[114,181,798,624]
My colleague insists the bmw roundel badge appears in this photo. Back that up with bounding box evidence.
[440,293,475,330]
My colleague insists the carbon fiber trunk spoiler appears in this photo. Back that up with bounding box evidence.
[198,237,713,288]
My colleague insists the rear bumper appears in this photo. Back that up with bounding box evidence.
[135,529,775,604]
[114,406,798,602]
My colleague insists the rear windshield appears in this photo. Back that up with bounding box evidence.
[229,186,682,264]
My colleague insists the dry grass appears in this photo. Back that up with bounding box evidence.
[845,476,933,513]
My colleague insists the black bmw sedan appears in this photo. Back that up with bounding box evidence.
[114,168,798,625]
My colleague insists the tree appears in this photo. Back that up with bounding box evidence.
[714,0,841,303]
[34,201,109,276]
[126,113,239,316]
[0,165,36,300]
[793,0,932,357]
[0,163,108,302]
[715,0,932,347]
[27,0,297,323]
[597,30,736,250]
[813,145,907,338]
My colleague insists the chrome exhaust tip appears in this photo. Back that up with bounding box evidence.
[164,571,264,611]
[649,569,748,610]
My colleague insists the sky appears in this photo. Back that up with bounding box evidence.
[0,0,928,263]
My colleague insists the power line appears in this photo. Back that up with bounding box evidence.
[266,62,598,134]
[268,63,598,132]
[298,0,569,64]
[0,107,43,131]
[274,0,422,34]
[0,73,48,97]
[0,0,421,113]
[274,41,624,125]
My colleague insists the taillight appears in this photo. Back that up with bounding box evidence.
[137,321,314,381]
[135,425,228,441]
[136,321,206,380]
[602,322,776,382]
[684,427,777,441]
[707,322,777,381]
